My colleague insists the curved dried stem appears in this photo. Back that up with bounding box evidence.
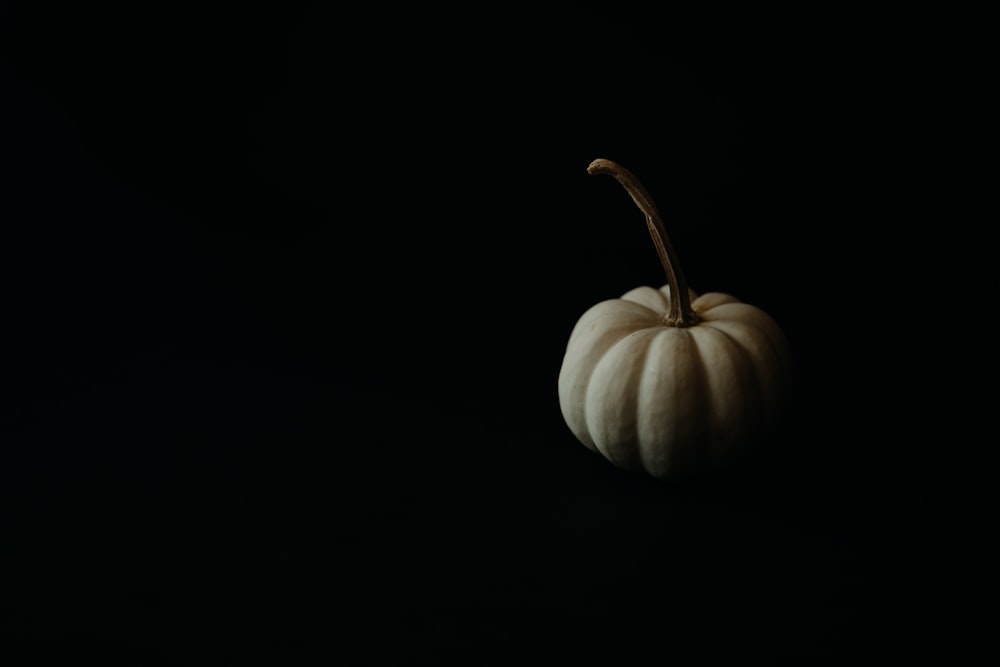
[588,158,697,326]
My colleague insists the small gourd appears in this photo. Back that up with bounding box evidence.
[557,159,793,481]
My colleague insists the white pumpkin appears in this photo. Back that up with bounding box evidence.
[558,159,793,481]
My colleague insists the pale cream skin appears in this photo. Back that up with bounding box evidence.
[557,160,793,481]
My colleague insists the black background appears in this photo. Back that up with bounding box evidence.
[1,2,993,663]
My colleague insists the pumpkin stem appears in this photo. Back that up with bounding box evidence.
[587,158,698,327]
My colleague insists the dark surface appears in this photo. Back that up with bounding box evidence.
[1,3,993,663]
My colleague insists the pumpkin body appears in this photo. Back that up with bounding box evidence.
[558,284,792,480]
